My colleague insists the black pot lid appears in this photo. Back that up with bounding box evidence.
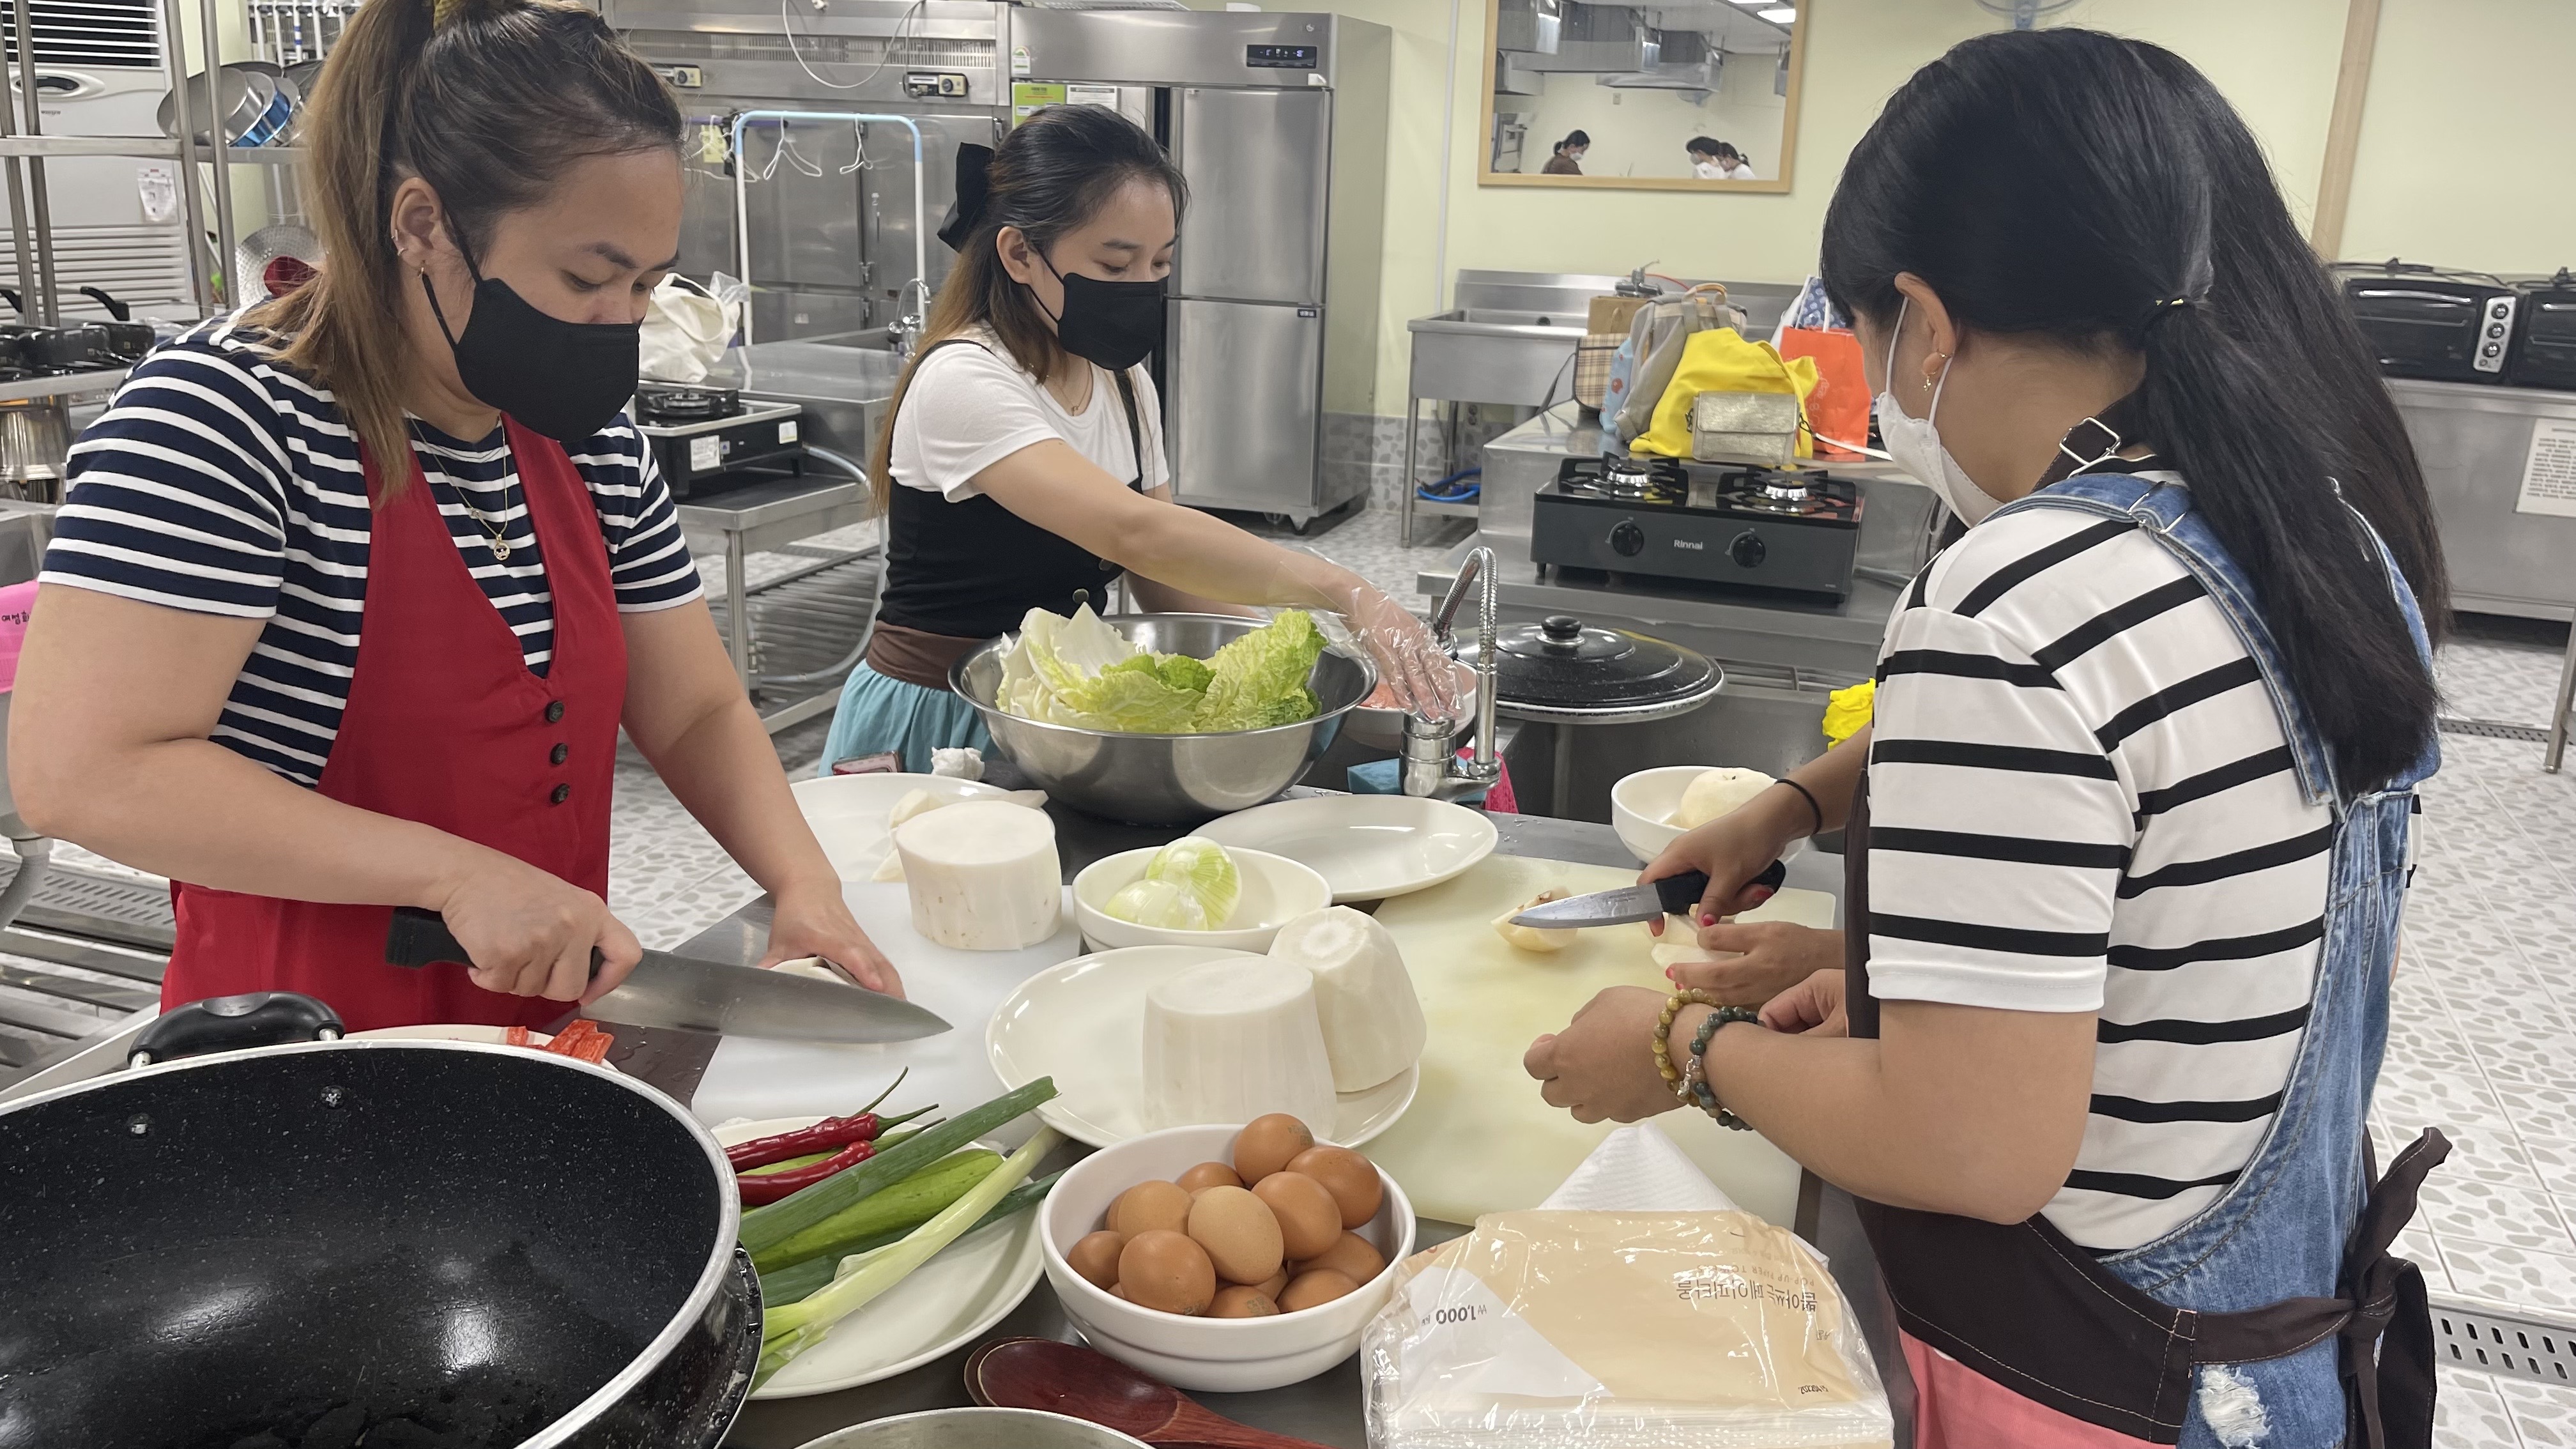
[1462,614,1724,724]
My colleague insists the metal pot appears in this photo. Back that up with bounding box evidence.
[0,398,71,497]
[951,613,1376,825]
[157,65,296,148]
[0,992,760,1449]
[794,1407,1154,1449]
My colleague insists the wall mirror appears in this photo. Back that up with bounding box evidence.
[1481,0,1807,192]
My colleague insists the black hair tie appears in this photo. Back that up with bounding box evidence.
[936,142,995,253]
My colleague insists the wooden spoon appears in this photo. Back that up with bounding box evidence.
[964,1337,1335,1449]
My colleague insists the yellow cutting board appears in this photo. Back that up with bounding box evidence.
[1365,854,1836,1229]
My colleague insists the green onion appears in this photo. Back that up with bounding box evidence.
[737,1078,1055,1254]
[750,1149,1000,1275]
[756,1169,1065,1307]
[755,1127,1060,1386]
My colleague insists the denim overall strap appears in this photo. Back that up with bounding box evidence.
[1991,470,2444,1448]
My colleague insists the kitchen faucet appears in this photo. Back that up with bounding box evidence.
[1400,546,1503,801]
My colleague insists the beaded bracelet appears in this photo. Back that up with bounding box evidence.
[1686,1006,1763,1130]
[1652,989,1721,1102]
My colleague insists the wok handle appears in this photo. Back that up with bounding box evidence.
[1651,859,1787,916]
[132,991,344,1067]
[385,905,605,979]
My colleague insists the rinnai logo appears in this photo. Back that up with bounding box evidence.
[1671,539,1705,551]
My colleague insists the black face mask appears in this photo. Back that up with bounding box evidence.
[1038,254,1165,372]
[422,240,641,443]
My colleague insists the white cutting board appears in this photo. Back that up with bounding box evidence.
[1363,854,1836,1230]
[689,881,1084,1148]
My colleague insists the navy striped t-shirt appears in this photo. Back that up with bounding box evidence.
[40,314,703,786]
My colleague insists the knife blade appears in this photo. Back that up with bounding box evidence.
[1509,860,1788,929]
[383,907,951,1043]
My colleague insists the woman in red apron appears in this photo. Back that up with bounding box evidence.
[1525,29,2451,1449]
[7,0,894,1031]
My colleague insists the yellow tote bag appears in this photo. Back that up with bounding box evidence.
[1632,327,1821,459]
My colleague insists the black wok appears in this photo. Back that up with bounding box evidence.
[0,993,758,1448]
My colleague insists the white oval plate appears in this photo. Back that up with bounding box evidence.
[347,1022,620,1071]
[789,772,1011,881]
[1197,795,1499,903]
[985,945,1420,1149]
[715,1115,1046,1399]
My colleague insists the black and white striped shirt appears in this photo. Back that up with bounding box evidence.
[1866,473,2331,1252]
[40,315,703,787]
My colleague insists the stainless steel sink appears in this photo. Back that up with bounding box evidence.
[1406,309,1586,405]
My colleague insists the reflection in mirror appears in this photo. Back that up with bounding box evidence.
[1483,0,1806,191]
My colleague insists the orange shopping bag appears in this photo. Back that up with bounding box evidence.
[1776,327,1869,460]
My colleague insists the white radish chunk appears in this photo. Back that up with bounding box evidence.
[894,799,1062,950]
[1268,907,1427,1092]
[1143,959,1338,1132]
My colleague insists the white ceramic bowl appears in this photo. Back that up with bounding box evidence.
[1611,765,1807,868]
[1038,1123,1416,1393]
[1071,847,1333,953]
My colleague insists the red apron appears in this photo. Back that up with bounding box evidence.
[163,420,627,1032]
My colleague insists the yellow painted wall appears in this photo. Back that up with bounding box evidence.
[2339,0,2576,273]
[1250,0,2358,412]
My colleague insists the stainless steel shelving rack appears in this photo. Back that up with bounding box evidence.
[0,0,299,405]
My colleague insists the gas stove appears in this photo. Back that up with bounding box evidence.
[632,387,806,500]
[1530,456,1864,598]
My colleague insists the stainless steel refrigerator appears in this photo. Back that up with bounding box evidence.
[1011,10,1392,525]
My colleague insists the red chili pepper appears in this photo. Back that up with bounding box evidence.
[723,1106,931,1172]
[736,1138,875,1205]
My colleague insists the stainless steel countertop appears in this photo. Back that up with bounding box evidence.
[685,784,1903,1448]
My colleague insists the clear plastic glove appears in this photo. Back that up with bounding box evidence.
[1344,586,1462,724]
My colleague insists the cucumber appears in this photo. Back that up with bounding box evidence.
[750,1149,999,1275]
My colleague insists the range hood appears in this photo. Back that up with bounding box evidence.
[1598,29,1717,91]
[1495,0,1561,55]
[1517,1,1657,73]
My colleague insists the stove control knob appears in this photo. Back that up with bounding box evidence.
[1609,520,1646,557]
[1729,530,1768,568]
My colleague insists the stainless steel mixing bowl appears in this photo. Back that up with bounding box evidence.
[951,613,1376,825]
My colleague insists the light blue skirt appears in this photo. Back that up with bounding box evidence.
[818,663,995,777]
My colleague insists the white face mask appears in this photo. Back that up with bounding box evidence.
[1876,298,2002,527]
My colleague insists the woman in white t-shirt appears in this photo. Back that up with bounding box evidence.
[1688,138,1758,181]
[820,105,1456,773]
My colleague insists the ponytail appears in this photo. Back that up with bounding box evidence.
[252,0,680,483]
[1821,27,2439,791]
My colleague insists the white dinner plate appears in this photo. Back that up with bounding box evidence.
[985,945,1420,1149]
[714,1116,1046,1399]
[789,772,1011,881]
[1197,795,1499,903]
[348,1022,619,1071]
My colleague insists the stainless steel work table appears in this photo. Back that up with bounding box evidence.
[675,473,877,733]
[649,786,1906,1448]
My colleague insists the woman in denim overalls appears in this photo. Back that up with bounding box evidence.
[1524,29,2451,1448]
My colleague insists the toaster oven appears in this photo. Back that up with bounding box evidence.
[2333,261,2518,383]
[2510,270,2576,394]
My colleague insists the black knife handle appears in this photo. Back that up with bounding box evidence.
[386,905,604,978]
[1651,859,1788,917]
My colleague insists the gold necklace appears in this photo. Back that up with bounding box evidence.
[449,477,521,562]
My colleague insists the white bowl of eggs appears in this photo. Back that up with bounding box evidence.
[1611,765,1808,867]
[1038,1116,1415,1393]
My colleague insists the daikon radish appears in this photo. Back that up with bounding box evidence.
[894,799,1062,950]
[1269,907,1426,1092]
[1143,959,1338,1131]
[872,849,907,883]
[1492,888,1577,953]
[1670,767,1774,829]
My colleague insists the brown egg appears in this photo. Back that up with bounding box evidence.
[1297,1231,1386,1287]
[1208,1285,1281,1319]
[1232,1114,1315,1184]
[1118,1230,1216,1316]
[1287,1146,1384,1229]
[1254,1269,1290,1300]
[1185,1186,1284,1286]
[1252,1170,1342,1261]
[1068,1230,1126,1291]
[1177,1160,1244,1193]
[1277,1268,1359,1312]
[1106,1179,1193,1239]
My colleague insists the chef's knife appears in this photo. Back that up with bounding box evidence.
[1509,860,1788,930]
[383,907,951,1043]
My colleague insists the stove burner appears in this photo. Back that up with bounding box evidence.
[1710,467,1854,519]
[635,385,744,424]
[1556,454,1687,503]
